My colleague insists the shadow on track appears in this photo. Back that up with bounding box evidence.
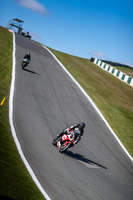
[22,68,40,76]
[64,150,107,169]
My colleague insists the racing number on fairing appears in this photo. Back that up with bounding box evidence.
[62,134,68,141]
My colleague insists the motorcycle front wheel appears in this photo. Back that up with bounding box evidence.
[59,142,71,153]
[22,62,27,69]
[52,136,61,146]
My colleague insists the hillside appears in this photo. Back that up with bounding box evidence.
[46,47,133,157]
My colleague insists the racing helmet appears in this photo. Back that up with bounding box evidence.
[78,122,85,131]
[27,52,30,56]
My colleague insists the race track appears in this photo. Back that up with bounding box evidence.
[13,33,133,200]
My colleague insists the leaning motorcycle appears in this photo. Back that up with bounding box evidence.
[21,58,30,69]
[52,132,76,153]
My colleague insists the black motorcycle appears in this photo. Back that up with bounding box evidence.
[21,58,30,69]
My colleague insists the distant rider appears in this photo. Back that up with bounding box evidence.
[57,122,85,144]
[23,52,31,61]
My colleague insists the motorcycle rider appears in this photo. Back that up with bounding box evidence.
[23,52,31,61]
[57,122,85,144]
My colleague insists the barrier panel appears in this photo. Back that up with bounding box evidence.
[93,58,133,87]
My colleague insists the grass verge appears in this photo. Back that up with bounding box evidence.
[47,47,133,157]
[0,26,45,200]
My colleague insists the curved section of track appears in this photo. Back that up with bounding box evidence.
[13,33,133,200]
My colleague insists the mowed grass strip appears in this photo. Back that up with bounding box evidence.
[47,47,133,157]
[0,26,45,200]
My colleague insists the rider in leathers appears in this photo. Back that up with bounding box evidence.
[57,122,85,144]
[23,52,31,61]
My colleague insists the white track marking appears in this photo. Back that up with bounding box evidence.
[9,32,51,200]
[43,45,133,162]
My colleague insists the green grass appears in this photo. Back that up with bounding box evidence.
[0,26,45,200]
[47,47,133,157]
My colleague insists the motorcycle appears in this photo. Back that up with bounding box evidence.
[52,132,76,153]
[21,58,30,69]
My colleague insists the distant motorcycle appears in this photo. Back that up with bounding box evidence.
[52,132,76,153]
[21,58,30,69]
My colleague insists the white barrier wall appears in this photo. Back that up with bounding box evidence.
[93,59,133,87]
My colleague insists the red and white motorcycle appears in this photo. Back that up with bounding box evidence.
[52,131,76,153]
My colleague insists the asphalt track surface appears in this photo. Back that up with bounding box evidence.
[13,33,133,200]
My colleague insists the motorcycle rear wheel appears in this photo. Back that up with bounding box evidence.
[59,142,71,153]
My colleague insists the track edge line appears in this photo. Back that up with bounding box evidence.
[9,32,51,200]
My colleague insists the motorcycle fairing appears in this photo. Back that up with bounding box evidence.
[62,134,70,141]
[57,134,71,149]
[57,141,61,149]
